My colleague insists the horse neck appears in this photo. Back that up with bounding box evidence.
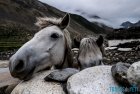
[99,45,106,56]
[55,29,73,69]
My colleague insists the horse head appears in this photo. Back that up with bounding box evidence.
[78,35,105,70]
[9,14,72,80]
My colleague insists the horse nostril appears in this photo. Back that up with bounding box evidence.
[15,60,25,72]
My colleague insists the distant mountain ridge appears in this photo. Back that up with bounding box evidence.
[121,20,140,28]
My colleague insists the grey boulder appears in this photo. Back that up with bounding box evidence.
[111,62,131,87]
[67,66,123,94]
[11,70,66,94]
[127,61,140,89]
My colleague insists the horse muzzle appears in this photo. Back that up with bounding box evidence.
[9,56,35,80]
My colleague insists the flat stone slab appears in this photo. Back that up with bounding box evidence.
[105,47,118,50]
[118,48,132,52]
[67,66,123,94]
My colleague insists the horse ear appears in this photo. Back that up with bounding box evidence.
[59,13,70,29]
[96,35,104,47]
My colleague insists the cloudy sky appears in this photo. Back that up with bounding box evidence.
[39,0,140,28]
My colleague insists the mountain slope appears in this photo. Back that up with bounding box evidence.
[70,14,105,34]
[0,0,109,51]
[134,20,140,27]
[121,21,133,28]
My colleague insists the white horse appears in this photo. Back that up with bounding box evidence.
[9,14,78,81]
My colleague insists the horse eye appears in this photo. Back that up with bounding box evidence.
[50,33,59,39]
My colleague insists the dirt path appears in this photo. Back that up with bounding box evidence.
[0,60,9,68]
[0,60,19,88]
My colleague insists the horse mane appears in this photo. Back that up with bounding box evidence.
[63,29,73,68]
[35,17,62,29]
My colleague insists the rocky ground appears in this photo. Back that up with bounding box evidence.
[103,40,140,65]
[0,50,16,60]
[103,47,140,65]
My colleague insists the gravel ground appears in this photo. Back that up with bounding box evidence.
[103,47,140,65]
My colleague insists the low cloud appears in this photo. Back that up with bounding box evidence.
[39,0,140,28]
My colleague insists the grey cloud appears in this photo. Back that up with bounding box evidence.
[39,0,140,28]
